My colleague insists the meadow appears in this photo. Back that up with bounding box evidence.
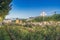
[0,24,60,40]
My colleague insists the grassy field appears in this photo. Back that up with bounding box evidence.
[0,25,60,40]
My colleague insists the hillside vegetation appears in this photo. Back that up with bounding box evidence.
[29,14,60,22]
[0,24,60,40]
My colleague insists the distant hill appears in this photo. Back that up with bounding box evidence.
[27,14,60,22]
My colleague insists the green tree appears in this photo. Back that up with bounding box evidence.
[52,14,60,21]
[0,0,12,22]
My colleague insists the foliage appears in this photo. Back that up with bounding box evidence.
[0,25,60,40]
[0,0,12,21]
[52,14,60,21]
[31,14,60,22]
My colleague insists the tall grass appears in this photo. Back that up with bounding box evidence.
[6,25,60,40]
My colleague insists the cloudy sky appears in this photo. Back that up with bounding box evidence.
[6,0,60,19]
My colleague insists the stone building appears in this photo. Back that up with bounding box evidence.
[15,18,22,24]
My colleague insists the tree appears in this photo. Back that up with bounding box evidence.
[0,0,12,22]
[52,14,60,21]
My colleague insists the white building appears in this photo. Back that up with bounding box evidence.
[3,19,12,24]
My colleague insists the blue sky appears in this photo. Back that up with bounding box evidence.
[6,0,60,19]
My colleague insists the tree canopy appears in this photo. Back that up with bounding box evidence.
[29,14,60,22]
[0,0,12,21]
[52,14,60,21]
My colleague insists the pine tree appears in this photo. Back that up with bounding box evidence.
[0,0,12,22]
